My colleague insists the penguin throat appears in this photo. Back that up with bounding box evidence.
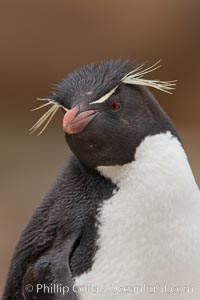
[97,131,200,218]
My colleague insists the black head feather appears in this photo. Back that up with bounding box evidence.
[52,60,129,109]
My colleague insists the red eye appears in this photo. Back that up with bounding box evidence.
[110,101,121,112]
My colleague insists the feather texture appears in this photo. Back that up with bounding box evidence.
[30,61,176,135]
[90,60,176,105]
[29,98,68,136]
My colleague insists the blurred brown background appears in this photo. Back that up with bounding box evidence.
[0,0,199,296]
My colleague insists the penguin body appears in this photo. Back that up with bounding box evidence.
[2,61,200,300]
[75,132,200,299]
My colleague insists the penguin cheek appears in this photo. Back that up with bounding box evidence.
[64,116,127,166]
[64,125,107,166]
[65,132,97,156]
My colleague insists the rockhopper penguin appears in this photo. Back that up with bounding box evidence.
[2,60,200,300]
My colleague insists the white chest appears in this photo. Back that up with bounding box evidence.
[75,133,200,300]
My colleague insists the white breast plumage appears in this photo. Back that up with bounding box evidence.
[75,132,200,300]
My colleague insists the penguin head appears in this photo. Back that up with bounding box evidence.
[32,61,178,168]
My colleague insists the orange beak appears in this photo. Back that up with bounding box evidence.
[63,106,98,135]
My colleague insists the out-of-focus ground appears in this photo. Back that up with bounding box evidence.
[0,0,199,296]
